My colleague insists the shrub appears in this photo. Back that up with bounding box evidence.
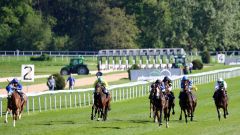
[201,50,211,64]
[30,54,52,61]
[192,59,203,70]
[128,64,140,80]
[47,73,66,90]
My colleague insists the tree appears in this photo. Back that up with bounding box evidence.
[92,7,139,50]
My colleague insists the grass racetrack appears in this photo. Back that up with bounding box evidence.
[0,77,239,135]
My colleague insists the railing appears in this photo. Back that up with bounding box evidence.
[1,67,240,117]
[0,51,98,56]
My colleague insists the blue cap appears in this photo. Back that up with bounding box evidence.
[11,78,19,83]
[182,76,188,81]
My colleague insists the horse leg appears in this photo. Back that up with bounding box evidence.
[104,107,108,121]
[150,102,152,118]
[91,105,94,120]
[159,109,163,126]
[13,112,17,127]
[183,109,188,123]
[165,109,169,128]
[179,108,182,120]
[98,108,103,121]
[154,107,158,123]
[5,108,10,123]
[223,107,227,119]
[226,103,229,115]
[102,106,106,121]
[216,107,221,121]
[190,107,193,121]
[172,101,175,115]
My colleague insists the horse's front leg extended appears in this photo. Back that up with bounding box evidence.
[4,109,10,123]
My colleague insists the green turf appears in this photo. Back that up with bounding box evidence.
[0,56,98,77]
[0,77,239,135]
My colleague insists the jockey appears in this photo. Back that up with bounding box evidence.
[6,78,24,101]
[215,78,227,91]
[180,76,193,92]
[162,76,175,100]
[93,76,109,98]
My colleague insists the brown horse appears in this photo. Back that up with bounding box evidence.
[152,84,169,128]
[213,87,228,121]
[164,82,175,122]
[91,83,111,121]
[179,81,197,123]
[5,90,27,127]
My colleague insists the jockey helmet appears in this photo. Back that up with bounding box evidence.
[11,78,19,83]
[155,79,161,84]
[182,76,188,81]
[96,71,103,77]
[217,78,224,83]
[163,76,170,82]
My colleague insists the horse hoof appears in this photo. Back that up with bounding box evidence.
[172,112,175,115]
[4,120,8,123]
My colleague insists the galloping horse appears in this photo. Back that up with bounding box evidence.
[91,83,111,121]
[164,82,175,122]
[152,84,169,128]
[5,90,27,127]
[179,81,197,123]
[149,83,155,118]
[213,86,228,121]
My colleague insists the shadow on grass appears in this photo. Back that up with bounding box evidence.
[35,120,75,125]
[93,126,121,129]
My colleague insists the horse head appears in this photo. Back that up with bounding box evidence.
[95,83,103,94]
[183,81,189,91]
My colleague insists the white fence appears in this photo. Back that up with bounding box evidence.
[1,67,240,117]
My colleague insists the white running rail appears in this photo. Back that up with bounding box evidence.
[1,67,240,117]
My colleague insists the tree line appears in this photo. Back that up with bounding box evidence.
[0,0,239,51]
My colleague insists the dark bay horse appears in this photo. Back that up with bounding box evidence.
[213,87,228,121]
[179,81,197,123]
[152,84,169,128]
[5,90,27,127]
[164,82,175,122]
[91,83,111,121]
[149,83,155,118]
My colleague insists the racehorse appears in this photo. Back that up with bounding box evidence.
[179,81,197,123]
[152,84,169,128]
[164,82,175,122]
[213,87,228,121]
[149,83,155,118]
[5,90,27,127]
[91,83,111,121]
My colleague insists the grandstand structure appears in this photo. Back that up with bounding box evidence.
[97,48,186,70]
